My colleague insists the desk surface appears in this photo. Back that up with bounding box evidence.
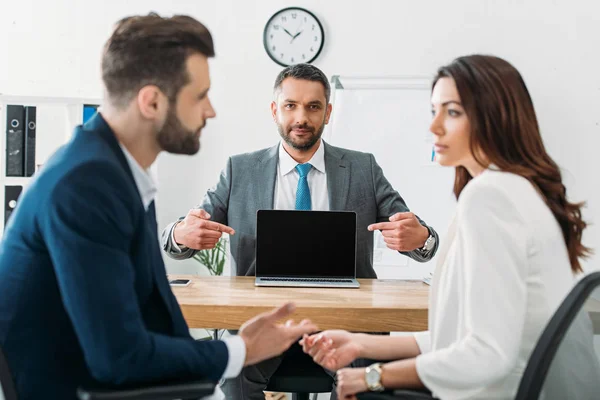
[171,276,429,333]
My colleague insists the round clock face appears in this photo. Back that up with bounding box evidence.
[263,7,325,67]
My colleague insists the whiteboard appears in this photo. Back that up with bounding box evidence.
[323,77,456,279]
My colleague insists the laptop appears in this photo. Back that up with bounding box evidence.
[255,210,360,288]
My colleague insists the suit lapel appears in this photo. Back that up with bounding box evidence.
[88,116,180,330]
[145,202,174,314]
[256,145,278,210]
[147,201,193,335]
[324,142,350,210]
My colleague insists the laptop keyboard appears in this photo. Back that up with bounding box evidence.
[261,278,354,283]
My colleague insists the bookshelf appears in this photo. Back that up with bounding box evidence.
[0,95,102,234]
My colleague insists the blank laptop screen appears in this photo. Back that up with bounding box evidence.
[256,210,357,278]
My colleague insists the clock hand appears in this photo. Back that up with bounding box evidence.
[289,19,303,42]
[283,28,294,37]
[291,30,303,42]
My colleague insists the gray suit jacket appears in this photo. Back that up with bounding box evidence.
[162,141,439,278]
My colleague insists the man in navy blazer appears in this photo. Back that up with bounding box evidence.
[0,13,316,400]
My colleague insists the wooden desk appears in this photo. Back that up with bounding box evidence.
[171,276,429,333]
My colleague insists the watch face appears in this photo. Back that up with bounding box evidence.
[425,235,435,251]
[263,7,325,67]
[366,367,380,386]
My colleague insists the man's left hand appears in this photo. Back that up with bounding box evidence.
[367,212,429,252]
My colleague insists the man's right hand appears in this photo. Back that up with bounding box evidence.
[239,303,318,366]
[173,209,235,250]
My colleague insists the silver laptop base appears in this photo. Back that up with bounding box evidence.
[255,277,360,288]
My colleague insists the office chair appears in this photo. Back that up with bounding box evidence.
[358,271,600,400]
[266,343,334,400]
[357,389,433,400]
[515,270,600,400]
[76,378,217,400]
[0,341,215,400]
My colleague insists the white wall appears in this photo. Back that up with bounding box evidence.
[1,0,598,276]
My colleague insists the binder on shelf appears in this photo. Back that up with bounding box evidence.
[4,185,23,228]
[6,105,25,177]
[83,104,99,124]
[24,106,37,177]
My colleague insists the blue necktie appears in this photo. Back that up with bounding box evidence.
[295,163,312,210]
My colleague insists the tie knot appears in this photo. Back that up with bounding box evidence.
[295,163,312,178]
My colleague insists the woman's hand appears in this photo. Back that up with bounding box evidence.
[299,330,362,371]
[336,367,368,399]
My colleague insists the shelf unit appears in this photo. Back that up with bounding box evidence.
[0,95,102,234]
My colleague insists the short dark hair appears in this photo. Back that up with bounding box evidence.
[102,13,215,108]
[273,63,330,103]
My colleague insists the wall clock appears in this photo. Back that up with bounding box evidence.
[263,7,325,67]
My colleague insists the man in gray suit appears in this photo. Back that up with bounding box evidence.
[162,63,439,399]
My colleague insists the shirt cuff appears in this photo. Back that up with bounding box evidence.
[170,221,188,253]
[221,335,246,379]
[413,331,431,354]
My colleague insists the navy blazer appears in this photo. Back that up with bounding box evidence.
[0,114,228,400]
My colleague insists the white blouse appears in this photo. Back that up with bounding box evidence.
[413,169,577,399]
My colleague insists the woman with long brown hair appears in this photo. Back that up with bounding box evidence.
[300,55,593,399]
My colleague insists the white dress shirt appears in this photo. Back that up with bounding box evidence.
[119,144,245,398]
[413,169,577,399]
[274,140,329,211]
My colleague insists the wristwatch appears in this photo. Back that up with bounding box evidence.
[420,228,436,253]
[365,362,385,392]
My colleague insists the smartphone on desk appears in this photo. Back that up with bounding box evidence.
[169,278,191,287]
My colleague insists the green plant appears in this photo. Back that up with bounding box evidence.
[193,237,228,276]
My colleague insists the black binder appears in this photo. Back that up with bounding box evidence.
[24,106,37,177]
[6,105,25,177]
[4,185,23,227]
[83,104,99,124]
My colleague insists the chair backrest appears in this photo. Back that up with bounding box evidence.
[515,271,600,400]
[0,344,18,400]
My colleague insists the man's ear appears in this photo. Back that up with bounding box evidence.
[324,103,333,124]
[270,101,278,122]
[137,85,166,120]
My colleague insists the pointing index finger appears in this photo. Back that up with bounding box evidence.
[367,221,394,231]
[203,220,235,235]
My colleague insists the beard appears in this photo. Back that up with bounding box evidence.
[157,105,204,155]
[277,118,326,151]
